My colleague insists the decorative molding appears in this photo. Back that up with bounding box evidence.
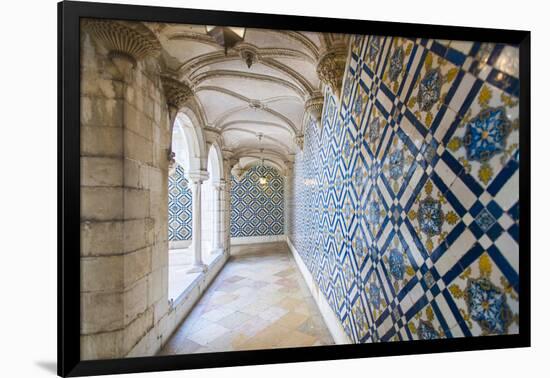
[83,19,161,65]
[316,47,347,98]
[181,47,316,79]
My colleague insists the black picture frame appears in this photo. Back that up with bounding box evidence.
[58,1,531,376]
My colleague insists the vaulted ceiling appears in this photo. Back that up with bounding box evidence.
[146,22,349,171]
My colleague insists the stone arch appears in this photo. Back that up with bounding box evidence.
[207,142,224,182]
[171,109,206,173]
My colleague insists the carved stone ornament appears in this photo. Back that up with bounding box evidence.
[160,76,193,110]
[168,150,177,176]
[305,92,324,123]
[83,19,161,65]
[316,48,347,98]
[239,48,258,69]
[294,134,305,151]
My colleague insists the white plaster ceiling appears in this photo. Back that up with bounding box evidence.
[151,23,327,170]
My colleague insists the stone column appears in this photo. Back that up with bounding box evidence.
[222,153,237,254]
[187,170,209,273]
[283,160,295,237]
[212,180,225,253]
[81,19,167,360]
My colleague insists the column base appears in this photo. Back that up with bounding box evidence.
[187,263,207,273]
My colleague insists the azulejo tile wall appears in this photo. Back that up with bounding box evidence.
[289,35,519,343]
[168,165,192,241]
[231,165,284,237]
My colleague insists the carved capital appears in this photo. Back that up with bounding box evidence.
[83,19,161,65]
[160,75,193,110]
[204,127,222,146]
[294,134,304,151]
[167,150,177,175]
[186,170,210,184]
[316,47,347,98]
[305,92,324,123]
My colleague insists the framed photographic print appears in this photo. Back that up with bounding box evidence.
[58,0,530,376]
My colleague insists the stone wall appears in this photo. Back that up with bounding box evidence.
[80,28,173,359]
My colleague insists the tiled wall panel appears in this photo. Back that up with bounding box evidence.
[168,165,192,241]
[231,165,284,237]
[289,36,519,343]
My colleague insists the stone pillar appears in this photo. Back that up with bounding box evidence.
[283,160,295,237]
[222,153,237,254]
[187,170,209,272]
[212,180,225,252]
[81,19,169,360]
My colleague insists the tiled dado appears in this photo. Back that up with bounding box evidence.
[289,36,519,343]
[231,165,284,237]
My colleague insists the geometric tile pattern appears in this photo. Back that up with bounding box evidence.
[231,165,284,237]
[168,164,192,241]
[289,35,520,343]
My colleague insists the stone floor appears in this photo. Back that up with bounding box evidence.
[159,242,334,355]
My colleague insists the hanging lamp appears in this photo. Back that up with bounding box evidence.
[205,25,246,54]
[257,133,268,187]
